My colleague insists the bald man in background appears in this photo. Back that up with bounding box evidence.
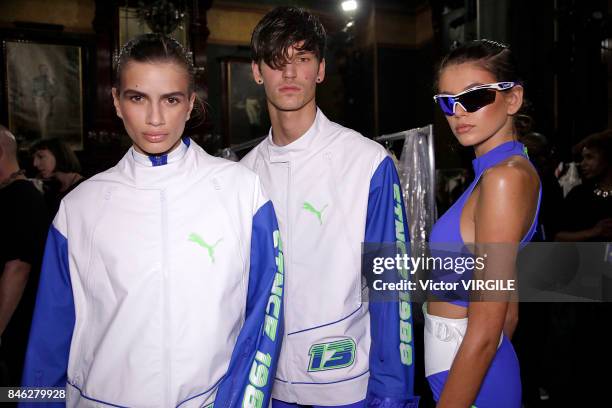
[0,125,47,387]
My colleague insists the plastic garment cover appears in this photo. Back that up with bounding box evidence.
[397,126,436,257]
[558,162,582,197]
[219,147,240,162]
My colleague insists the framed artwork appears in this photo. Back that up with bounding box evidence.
[220,57,269,145]
[2,38,87,150]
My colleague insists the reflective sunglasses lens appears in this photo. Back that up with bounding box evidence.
[437,97,456,116]
[459,88,496,112]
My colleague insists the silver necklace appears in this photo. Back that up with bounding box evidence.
[594,186,612,198]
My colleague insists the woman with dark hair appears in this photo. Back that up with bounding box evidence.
[22,34,283,408]
[552,129,612,406]
[31,138,83,221]
[555,129,612,242]
[425,40,541,408]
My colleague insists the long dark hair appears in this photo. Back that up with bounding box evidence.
[436,39,532,136]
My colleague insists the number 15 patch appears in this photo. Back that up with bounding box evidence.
[308,338,356,372]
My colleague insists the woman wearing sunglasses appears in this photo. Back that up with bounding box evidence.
[425,40,541,407]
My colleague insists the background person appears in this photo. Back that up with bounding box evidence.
[31,138,83,223]
[552,129,612,407]
[555,129,612,242]
[0,125,47,389]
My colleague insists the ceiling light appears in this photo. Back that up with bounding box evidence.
[341,1,358,12]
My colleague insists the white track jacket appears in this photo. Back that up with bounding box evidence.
[21,139,284,408]
[241,110,418,407]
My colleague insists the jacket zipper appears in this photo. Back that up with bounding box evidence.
[284,162,293,390]
[160,189,171,407]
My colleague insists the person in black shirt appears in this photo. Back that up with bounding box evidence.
[552,129,612,407]
[0,125,48,387]
[555,129,612,242]
[31,138,83,224]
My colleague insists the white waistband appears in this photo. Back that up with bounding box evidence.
[423,302,502,377]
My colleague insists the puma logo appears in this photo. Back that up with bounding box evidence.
[302,202,328,225]
[188,233,223,263]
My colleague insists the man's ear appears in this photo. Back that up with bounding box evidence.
[111,87,123,119]
[316,58,326,83]
[506,84,524,115]
[252,61,263,84]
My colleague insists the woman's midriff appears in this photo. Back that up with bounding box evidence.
[427,300,468,319]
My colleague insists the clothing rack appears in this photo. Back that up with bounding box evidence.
[375,124,436,219]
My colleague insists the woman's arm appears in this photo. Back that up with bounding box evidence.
[436,162,539,408]
[503,298,519,340]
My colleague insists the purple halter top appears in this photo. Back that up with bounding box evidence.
[428,140,542,307]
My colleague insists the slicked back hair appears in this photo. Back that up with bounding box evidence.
[436,39,531,136]
[435,39,518,91]
[115,33,195,94]
[114,33,205,124]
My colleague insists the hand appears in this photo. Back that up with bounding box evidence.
[592,218,612,240]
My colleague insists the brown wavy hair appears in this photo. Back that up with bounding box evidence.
[250,6,326,69]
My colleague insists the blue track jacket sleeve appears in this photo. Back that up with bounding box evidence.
[365,157,419,408]
[214,200,284,408]
[20,224,75,408]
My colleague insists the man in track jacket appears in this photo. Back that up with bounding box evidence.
[241,7,418,408]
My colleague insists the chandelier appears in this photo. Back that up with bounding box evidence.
[137,0,187,35]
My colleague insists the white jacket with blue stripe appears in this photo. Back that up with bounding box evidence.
[241,110,418,407]
[21,138,284,408]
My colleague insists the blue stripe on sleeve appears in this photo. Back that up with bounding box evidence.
[365,157,419,407]
[20,225,75,408]
[214,200,284,408]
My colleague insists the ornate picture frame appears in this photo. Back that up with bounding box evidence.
[0,29,93,151]
[220,57,269,145]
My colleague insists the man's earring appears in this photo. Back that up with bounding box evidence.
[257,79,263,84]
[316,77,321,82]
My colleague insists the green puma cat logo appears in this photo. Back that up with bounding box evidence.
[188,233,223,263]
[303,202,328,225]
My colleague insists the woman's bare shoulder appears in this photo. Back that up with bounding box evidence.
[480,155,539,195]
